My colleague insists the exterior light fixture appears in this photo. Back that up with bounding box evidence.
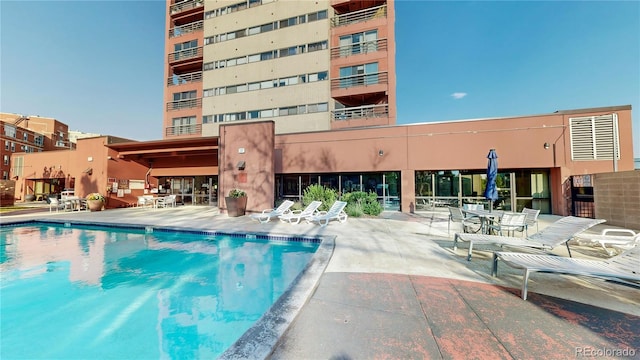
[378,150,384,156]
[543,142,550,149]
[237,161,246,170]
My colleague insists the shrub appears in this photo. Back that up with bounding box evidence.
[86,193,105,201]
[228,189,246,198]
[302,184,336,211]
[344,202,364,217]
[342,191,382,217]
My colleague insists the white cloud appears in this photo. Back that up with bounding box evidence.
[451,92,467,99]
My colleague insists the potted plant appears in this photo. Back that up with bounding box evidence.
[225,189,247,217]
[86,193,105,212]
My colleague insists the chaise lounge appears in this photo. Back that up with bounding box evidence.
[279,201,322,225]
[453,216,605,260]
[492,244,640,300]
[307,201,348,227]
[250,200,294,224]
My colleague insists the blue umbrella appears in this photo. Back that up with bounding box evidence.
[484,149,499,211]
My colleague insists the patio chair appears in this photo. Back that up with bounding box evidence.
[250,200,295,223]
[575,229,640,255]
[492,243,640,300]
[48,197,65,212]
[521,208,540,235]
[486,212,527,237]
[448,206,482,236]
[279,201,322,225]
[453,216,605,261]
[307,201,348,227]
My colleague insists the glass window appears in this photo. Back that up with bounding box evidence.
[248,82,260,91]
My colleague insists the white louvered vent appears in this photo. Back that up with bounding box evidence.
[569,114,620,161]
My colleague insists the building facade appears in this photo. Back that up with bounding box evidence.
[7,1,636,221]
[1,113,72,182]
[163,0,396,138]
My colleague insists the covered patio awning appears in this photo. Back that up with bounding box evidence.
[107,137,219,167]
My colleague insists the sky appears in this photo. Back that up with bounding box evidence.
[1,0,639,156]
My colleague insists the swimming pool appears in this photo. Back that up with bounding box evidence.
[0,221,328,359]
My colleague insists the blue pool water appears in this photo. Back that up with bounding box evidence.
[0,222,319,359]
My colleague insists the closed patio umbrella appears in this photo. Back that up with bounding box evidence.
[484,149,499,211]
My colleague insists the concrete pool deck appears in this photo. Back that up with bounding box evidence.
[3,206,639,359]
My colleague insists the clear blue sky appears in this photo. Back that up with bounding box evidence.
[2,1,639,156]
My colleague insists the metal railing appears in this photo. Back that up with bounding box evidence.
[330,38,387,59]
[169,20,204,38]
[166,98,202,111]
[331,71,388,90]
[331,5,386,27]
[332,104,388,120]
[168,47,203,63]
[165,124,202,137]
[170,0,204,15]
[167,71,203,86]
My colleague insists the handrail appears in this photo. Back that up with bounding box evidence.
[332,104,389,120]
[169,20,204,38]
[331,71,388,90]
[166,98,203,111]
[331,5,386,27]
[165,124,203,136]
[167,71,203,86]
[170,0,204,15]
[330,38,387,59]
[167,46,203,63]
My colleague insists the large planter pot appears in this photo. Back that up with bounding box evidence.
[87,199,104,212]
[225,196,247,217]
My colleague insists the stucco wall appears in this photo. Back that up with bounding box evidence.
[594,170,640,230]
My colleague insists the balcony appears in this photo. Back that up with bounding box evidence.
[169,20,204,38]
[331,5,386,27]
[331,71,388,90]
[167,71,203,86]
[168,47,203,65]
[165,124,202,137]
[331,38,387,59]
[166,98,202,111]
[332,104,389,121]
[170,0,204,16]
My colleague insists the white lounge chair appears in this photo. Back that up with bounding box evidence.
[453,216,605,261]
[492,244,640,300]
[575,229,640,255]
[279,201,322,224]
[307,201,348,227]
[250,200,295,223]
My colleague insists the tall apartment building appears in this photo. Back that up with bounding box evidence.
[163,0,396,138]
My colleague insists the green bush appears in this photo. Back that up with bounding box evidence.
[302,184,337,211]
[342,191,383,216]
[344,202,364,217]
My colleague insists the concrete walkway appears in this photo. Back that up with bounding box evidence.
[3,206,639,359]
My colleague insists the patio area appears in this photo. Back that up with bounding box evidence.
[3,206,639,359]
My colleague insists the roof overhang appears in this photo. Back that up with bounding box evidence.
[107,137,218,163]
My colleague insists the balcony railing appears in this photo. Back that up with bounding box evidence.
[165,124,202,137]
[331,38,387,59]
[332,104,389,121]
[168,46,203,63]
[331,71,388,90]
[170,0,204,15]
[169,20,204,38]
[331,5,387,27]
[166,98,202,111]
[167,71,203,86]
